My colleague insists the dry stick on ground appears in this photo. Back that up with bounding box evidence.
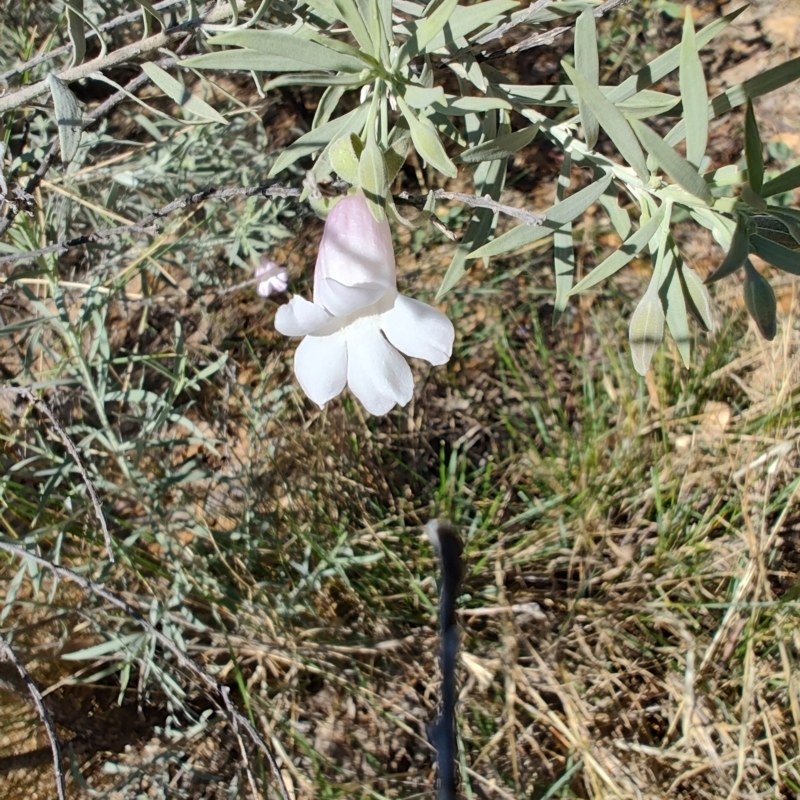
[0,633,66,800]
[0,540,291,800]
[3,387,114,562]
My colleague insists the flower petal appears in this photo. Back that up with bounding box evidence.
[294,332,348,407]
[380,294,455,366]
[313,191,396,314]
[315,278,388,317]
[275,296,333,337]
[346,321,414,415]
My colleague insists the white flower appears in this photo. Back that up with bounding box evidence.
[256,256,289,297]
[275,191,455,415]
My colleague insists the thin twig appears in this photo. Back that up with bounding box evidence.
[0,183,301,267]
[4,387,114,563]
[0,633,66,800]
[0,49,185,240]
[0,1,242,116]
[0,541,291,800]
[397,189,546,227]
[0,0,187,84]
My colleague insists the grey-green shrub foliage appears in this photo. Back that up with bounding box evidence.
[8,0,800,374]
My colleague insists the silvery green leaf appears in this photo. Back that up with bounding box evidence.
[397,96,457,178]
[269,104,369,176]
[456,123,539,163]
[313,84,346,128]
[562,62,649,182]
[141,63,227,124]
[608,6,746,106]
[705,215,748,284]
[575,8,599,149]
[690,206,736,248]
[438,114,508,298]
[184,48,339,73]
[431,95,512,115]
[201,32,366,72]
[659,245,691,367]
[359,133,388,221]
[428,111,468,147]
[629,281,665,376]
[46,74,82,164]
[396,0,460,66]
[470,171,613,259]
[570,204,666,294]
[501,84,678,114]
[329,134,361,183]
[66,0,86,66]
[552,151,574,324]
[682,264,714,331]
[384,133,410,183]
[629,118,712,204]
[761,164,800,198]
[750,234,800,275]
[333,0,373,52]
[135,0,164,36]
[395,0,517,55]
[679,9,708,168]
[665,54,800,148]
[598,188,632,240]
[616,90,681,118]
[704,163,745,188]
[404,84,447,109]
[744,98,764,193]
[743,258,777,340]
[263,72,367,92]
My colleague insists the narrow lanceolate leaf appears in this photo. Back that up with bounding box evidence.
[456,123,539,163]
[575,8,599,149]
[46,74,82,164]
[183,48,362,73]
[269,104,369,176]
[418,0,519,54]
[205,31,367,73]
[332,0,373,53]
[562,62,648,182]
[598,187,631,240]
[470,171,613,258]
[705,215,748,283]
[744,98,764,193]
[750,234,800,275]
[438,115,508,298]
[743,258,777,340]
[396,96,457,178]
[629,281,665,376]
[660,246,691,368]
[679,9,708,168]
[359,133,388,221]
[553,152,574,325]
[66,0,86,66]
[629,118,712,203]
[682,264,714,331]
[396,0,460,65]
[571,204,666,294]
[760,164,800,198]
[665,54,800,148]
[142,63,227,124]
